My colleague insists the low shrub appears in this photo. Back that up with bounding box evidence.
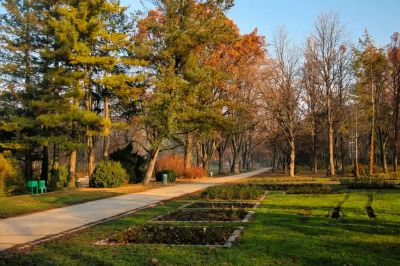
[90,160,128,188]
[155,170,177,182]
[201,185,264,200]
[340,176,396,189]
[157,155,205,179]
[182,167,205,179]
[257,183,326,191]
[286,184,333,194]
[110,143,147,183]
[0,153,24,196]
[157,155,184,177]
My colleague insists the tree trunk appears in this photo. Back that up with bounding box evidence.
[312,127,318,174]
[327,96,335,176]
[184,132,193,170]
[25,149,33,180]
[378,128,388,173]
[103,95,110,161]
[231,150,240,174]
[355,121,360,178]
[87,136,95,176]
[289,138,295,179]
[143,143,161,184]
[41,146,49,182]
[51,143,59,171]
[340,135,345,175]
[369,87,375,176]
[68,150,77,188]
[273,153,279,172]
[218,145,225,174]
[231,137,241,174]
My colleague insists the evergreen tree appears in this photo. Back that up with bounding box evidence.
[0,0,45,180]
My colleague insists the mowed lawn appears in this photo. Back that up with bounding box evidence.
[1,185,399,265]
[0,184,162,219]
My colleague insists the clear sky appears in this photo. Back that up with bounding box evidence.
[123,0,400,48]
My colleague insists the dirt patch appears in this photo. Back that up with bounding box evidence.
[97,225,243,246]
[184,202,257,209]
[153,209,250,222]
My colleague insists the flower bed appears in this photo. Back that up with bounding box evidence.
[184,202,257,209]
[153,209,251,222]
[97,225,243,247]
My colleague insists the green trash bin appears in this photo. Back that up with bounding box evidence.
[162,173,168,185]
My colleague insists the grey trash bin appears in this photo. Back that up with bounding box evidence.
[162,173,168,185]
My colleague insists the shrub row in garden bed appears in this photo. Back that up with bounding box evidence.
[184,202,257,209]
[201,185,264,200]
[340,176,396,189]
[253,183,335,194]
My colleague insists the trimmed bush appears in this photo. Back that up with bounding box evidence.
[286,184,333,194]
[155,170,177,182]
[201,185,264,200]
[182,167,205,179]
[110,143,147,183]
[340,176,396,189]
[90,160,128,188]
[156,155,184,177]
[156,155,205,179]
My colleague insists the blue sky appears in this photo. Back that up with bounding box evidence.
[123,0,400,47]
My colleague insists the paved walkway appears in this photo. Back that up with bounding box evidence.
[0,168,269,251]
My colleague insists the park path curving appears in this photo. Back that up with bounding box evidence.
[0,168,270,252]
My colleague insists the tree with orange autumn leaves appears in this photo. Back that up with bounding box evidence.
[205,30,266,174]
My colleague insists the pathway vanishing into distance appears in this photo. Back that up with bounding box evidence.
[0,168,270,252]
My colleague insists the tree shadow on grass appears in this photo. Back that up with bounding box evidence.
[247,212,400,265]
[257,208,400,235]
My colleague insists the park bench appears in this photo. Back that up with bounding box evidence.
[39,180,47,193]
[27,180,38,194]
[27,180,47,194]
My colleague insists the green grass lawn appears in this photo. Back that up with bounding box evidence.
[0,184,162,219]
[2,187,399,265]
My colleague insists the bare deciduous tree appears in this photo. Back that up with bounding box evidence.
[309,12,347,176]
[261,28,301,178]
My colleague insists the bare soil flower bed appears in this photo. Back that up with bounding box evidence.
[184,202,257,209]
[102,225,241,246]
[153,209,249,222]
